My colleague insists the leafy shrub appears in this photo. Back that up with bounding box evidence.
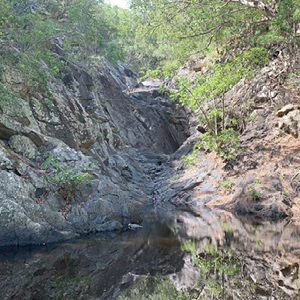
[246,186,263,201]
[0,82,20,105]
[139,68,164,81]
[170,47,268,160]
[219,179,233,192]
[253,177,262,184]
[181,153,197,166]
[200,128,241,160]
[42,156,92,202]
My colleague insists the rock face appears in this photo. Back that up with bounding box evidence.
[0,56,191,246]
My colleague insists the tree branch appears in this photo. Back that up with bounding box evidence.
[178,21,230,40]
[196,24,225,52]
[228,0,278,19]
[149,3,192,36]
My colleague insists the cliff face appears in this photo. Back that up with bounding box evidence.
[0,52,191,246]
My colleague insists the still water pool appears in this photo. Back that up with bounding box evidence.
[0,209,299,300]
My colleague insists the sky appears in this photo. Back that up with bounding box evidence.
[106,0,129,9]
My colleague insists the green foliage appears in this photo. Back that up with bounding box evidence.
[254,177,262,184]
[270,0,300,42]
[42,156,92,202]
[174,47,269,108]
[0,82,20,105]
[219,179,233,192]
[201,128,241,160]
[0,0,14,38]
[286,68,300,90]
[158,84,169,95]
[199,245,240,277]
[140,68,164,81]
[247,186,263,201]
[167,173,179,182]
[181,153,197,167]
[170,47,269,160]
[221,221,233,233]
[0,0,140,100]
[131,0,298,66]
[182,240,242,299]
[246,177,264,201]
[139,59,182,80]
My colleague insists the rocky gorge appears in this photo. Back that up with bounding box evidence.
[2,42,300,298]
[1,42,300,247]
[0,51,194,247]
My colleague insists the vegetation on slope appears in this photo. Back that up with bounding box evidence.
[130,0,300,72]
[129,0,300,159]
[1,0,300,159]
[0,0,135,106]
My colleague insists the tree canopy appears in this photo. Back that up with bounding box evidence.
[128,0,300,159]
[130,0,300,69]
[0,0,131,64]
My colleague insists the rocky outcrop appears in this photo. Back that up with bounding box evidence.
[158,47,300,222]
[0,53,191,246]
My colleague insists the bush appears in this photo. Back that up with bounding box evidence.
[246,186,263,201]
[42,156,92,202]
[200,128,241,160]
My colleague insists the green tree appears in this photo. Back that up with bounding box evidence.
[0,0,135,105]
[130,0,299,159]
[172,47,269,159]
[129,0,300,76]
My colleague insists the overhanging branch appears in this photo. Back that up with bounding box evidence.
[178,21,230,40]
[228,0,279,19]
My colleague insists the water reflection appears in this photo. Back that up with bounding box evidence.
[0,210,300,300]
[0,220,183,300]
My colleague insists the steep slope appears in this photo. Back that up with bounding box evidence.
[0,44,191,246]
[154,44,300,223]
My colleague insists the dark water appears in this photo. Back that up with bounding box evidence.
[1,209,300,300]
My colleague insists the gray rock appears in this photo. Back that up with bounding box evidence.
[95,220,123,232]
[8,135,39,159]
[128,223,142,230]
[67,205,90,232]
[0,56,192,246]
[0,170,35,200]
[84,197,114,223]
[45,192,65,211]
[253,204,264,211]
[278,110,300,137]
[15,161,30,175]
[277,104,296,117]
[113,154,128,170]
[256,86,270,103]
[0,198,77,246]
[42,138,84,162]
[127,130,138,146]
[181,176,204,191]
[0,146,13,170]
[235,201,248,215]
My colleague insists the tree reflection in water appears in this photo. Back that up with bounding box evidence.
[1,211,300,300]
